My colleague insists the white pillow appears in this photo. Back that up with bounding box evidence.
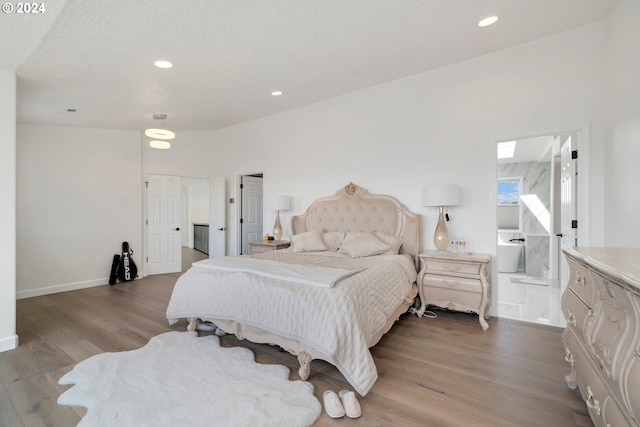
[338,232,390,258]
[374,231,403,255]
[323,231,346,252]
[290,229,327,253]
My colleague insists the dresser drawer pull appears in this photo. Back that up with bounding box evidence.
[567,311,577,327]
[564,350,574,365]
[587,309,595,320]
[585,386,601,416]
[441,264,461,272]
[575,274,586,286]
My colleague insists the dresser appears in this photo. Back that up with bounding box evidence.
[562,247,640,427]
[248,240,291,255]
[417,251,491,330]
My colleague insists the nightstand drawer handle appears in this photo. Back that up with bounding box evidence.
[567,311,577,327]
[575,274,586,286]
[443,279,461,287]
[442,264,461,272]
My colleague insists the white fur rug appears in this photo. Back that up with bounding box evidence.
[58,331,321,426]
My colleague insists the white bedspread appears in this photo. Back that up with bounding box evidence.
[166,251,417,396]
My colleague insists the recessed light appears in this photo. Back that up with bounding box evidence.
[154,60,173,69]
[478,16,498,27]
[271,90,283,96]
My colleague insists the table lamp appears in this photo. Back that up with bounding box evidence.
[423,184,460,251]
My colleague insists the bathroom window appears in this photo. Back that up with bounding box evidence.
[497,177,522,231]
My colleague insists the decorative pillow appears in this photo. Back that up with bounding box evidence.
[374,231,403,255]
[290,229,327,253]
[323,231,346,252]
[338,232,390,258]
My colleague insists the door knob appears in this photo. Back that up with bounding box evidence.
[217,227,226,231]
[174,227,180,231]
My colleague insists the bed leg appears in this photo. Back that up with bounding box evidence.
[297,351,312,380]
[187,317,197,332]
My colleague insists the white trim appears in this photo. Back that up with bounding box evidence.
[15,277,139,299]
[0,334,18,352]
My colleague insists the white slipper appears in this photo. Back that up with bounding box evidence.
[323,390,345,418]
[339,389,361,418]
[195,320,216,332]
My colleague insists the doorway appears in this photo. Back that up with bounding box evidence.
[495,130,583,327]
[238,174,264,255]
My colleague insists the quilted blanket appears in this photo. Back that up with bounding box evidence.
[166,251,417,396]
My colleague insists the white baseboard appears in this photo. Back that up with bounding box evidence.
[0,334,18,352]
[17,278,109,299]
[16,271,147,300]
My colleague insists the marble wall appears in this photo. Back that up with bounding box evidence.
[498,161,551,278]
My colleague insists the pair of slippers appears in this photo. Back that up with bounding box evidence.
[323,390,361,419]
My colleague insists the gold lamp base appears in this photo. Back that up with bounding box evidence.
[272,211,283,241]
[433,206,449,251]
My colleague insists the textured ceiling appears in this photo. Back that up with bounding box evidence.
[2,0,617,132]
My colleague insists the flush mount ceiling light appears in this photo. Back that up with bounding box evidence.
[149,140,171,150]
[154,60,173,69]
[478,16,499,27]
[145,113,175,140]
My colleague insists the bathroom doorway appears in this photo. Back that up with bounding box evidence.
[496,131,581,327]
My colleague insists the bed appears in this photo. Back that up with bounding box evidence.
[166,183,420,396]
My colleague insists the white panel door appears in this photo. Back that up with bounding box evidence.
[147,174,182,275]
[210,176,226,258]
[241,176,263,255]
[559,135,578,292]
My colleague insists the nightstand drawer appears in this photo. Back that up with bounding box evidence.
[423,259,481,275]
[423,275,481,293]
[423,287,482,312]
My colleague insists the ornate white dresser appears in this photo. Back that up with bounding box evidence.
[562,247,640,427]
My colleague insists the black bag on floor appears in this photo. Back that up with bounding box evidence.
[116,242,138,282]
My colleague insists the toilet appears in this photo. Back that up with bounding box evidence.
[498,240,524,273]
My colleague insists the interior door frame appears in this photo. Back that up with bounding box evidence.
[236,172,263,255]
[490,123,591,317]
[143,172,215,274]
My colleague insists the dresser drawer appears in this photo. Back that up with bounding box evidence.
[561,288,592,340]
[588,271,636,385]
[566,257,595,307]
[423,274,482,293]
[423,286,482,313]
[423,259,481,275]
[565,332,630,426]
[624,352,640,423]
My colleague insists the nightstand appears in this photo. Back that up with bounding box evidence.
[417,251,491,330]
[248,240,291,255]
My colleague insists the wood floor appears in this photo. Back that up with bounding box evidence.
[1,250,593,427]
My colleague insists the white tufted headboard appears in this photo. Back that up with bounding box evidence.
[291,183,421,267]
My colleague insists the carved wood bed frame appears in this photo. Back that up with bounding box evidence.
[187,183,421,386]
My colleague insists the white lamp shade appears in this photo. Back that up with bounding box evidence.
[266,195,290,211]
[423,184,460,207]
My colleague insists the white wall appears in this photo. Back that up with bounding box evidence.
[0,71,17,352]
[16,125,142,298]
[204,23,606,261]
[604,0,640,247]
